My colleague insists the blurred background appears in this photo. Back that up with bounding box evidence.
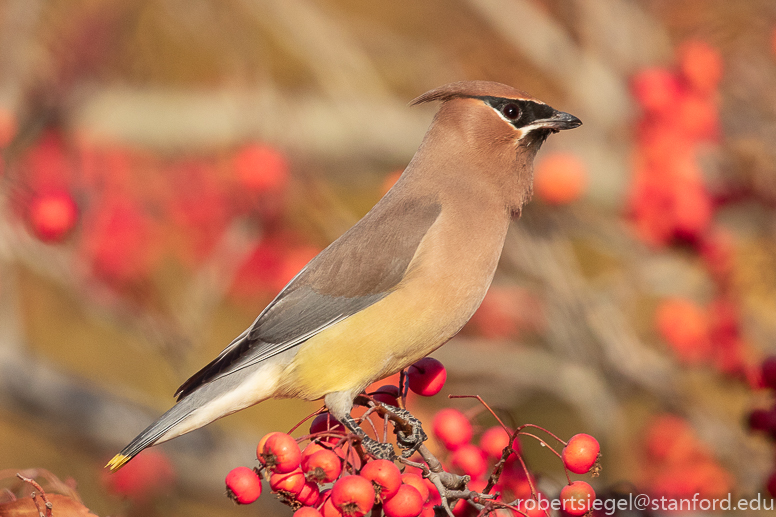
[1,0,776,515]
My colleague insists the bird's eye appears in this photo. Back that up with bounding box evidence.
[502,103,520,120]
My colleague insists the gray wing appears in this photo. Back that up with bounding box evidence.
[175,193,441,400]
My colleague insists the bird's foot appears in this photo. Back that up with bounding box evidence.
[360,436,396,460]
[338,412,396,459]
[381,405,428,458]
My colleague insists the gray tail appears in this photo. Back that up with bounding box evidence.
[106,397,197,472]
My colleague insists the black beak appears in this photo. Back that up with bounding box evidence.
[536,110,582,132]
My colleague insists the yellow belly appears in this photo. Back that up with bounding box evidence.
[276,277,458,400]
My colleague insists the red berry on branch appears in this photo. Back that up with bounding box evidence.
[331,476,375,517]
[303,449,342,483]
[259,432,302,473]
[295,507,324,517]
[359,459,402,502]
[301,442,326,470]
[451,498,478,517]
[419,505,435,517]
[310,413,346,444]
[562,433,601,475]
[225,466,262,505]
[28,190,78,243]
[297,480,321,507]
[371,384,400,406]
[560,481,596,516]
[407,358,447,396]
[401,473,430,503]
[451,444,488,479]
[382,484,424,517]
[480,426,518,459]
[321,495,344,517]
[270,469,306,496]
[432,408,472,451]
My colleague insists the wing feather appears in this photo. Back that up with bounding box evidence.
[175,194,441,400]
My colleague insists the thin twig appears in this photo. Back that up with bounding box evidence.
[449,394,511,436]
[16,474,52,517]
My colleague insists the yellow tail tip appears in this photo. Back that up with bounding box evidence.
[105,454,131,472]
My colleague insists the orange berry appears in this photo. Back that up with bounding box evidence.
[534,153,587,205]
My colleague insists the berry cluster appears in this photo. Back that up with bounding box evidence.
[640,414,732,499]
[654,295,751,377]
[6,124,317,298]
[629,39,722,247]
[225,358,602,517]
[747,357,776,496]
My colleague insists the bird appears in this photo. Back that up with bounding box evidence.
[106,80,581,471]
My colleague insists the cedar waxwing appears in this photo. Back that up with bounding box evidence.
[107,80,581,471]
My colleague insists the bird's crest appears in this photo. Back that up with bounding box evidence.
[410,80,539,106]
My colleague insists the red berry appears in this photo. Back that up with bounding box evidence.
[425,478,441,506]
[432,409,472,450]
[103,449,176,503]
[747,409,770,432]
[297,480,321,506]
[225,466,262,505]
[516,492,550,517]
[303,449,342,483]
[233,144,289,194]
[560,481,595,516]
[451,444,488,479]
[419,506,435,517]
[534,153,587,205]
[562,434,600,475]
[295,507,324,517]
[762,356,776,390]
[767,470,776,498]
[371,384,400,406]
[260,432,302,473]
[331,476,375,517]
[301,442,326,470]
[400,473,429,503]
[452,498,478,517]
[631,67,682,115]
[479,426,517,459]
[322,495,344,517]
[382,484,424,517]
[678,40,723,95]
[407,358,447,396]
[28,190,78,243]
[310,414,346,444]
[359,459,402,502]
[258,432,282,455]
[270,469,306,496]
[655,298,711,363]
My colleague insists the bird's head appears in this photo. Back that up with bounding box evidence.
[409,81,581,211]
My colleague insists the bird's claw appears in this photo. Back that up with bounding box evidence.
[386,407,428,457]
[361,436,396,460]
